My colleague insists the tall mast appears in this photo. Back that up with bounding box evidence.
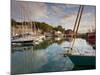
[27,5,33,35]
[20,4,24,37]
[73,5,81,33]
[33,18,36,35]
[71,5,84,50]
[22,3,33,35]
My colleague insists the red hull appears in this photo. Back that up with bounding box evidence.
[87,32,96,45]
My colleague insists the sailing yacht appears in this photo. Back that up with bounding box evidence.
[11,22,45,45]
[63,5,96,68]
[11,4,45,46]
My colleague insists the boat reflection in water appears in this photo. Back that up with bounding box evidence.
[11,37,96,74]
[11,39,74,74]
[63,37,96,70]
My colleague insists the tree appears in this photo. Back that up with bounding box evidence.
[54,25,65,33]
[11,19,16,26]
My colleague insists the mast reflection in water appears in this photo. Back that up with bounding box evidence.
[11,38,95,74]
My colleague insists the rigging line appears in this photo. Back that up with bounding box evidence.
[21,3,33,34]
[22,5,26,36]
[75,5,84,35]
[23,4,30,39]
[27,7,33,34]
[71,5,84,50]
[73,5,82,33]
[26,5,32,34]
[20,4,23,36]
[70,5,82,50]
[20,4,25,38]
[22,4,27,34]
[27,6,33,34]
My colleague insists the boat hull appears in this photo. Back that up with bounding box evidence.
[68,55,96,66]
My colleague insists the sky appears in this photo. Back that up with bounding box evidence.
[11,0,96,33]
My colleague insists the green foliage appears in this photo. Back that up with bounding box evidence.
[11,19,16,26]
[54,25,65,33]
[32,22,53,32]
[11,19,65,32]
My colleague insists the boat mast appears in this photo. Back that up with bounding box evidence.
[73,5,81,33]
[22,3,33,35]
[22,5,25,36]
[20,4,24,38]
[71,5,84,51]
[33,17,37,35]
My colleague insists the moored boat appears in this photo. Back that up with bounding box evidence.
[87,32,96,49]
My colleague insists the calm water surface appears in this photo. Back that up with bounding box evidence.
[11,38,95,74]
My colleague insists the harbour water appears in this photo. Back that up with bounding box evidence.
[11,38,96,74]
